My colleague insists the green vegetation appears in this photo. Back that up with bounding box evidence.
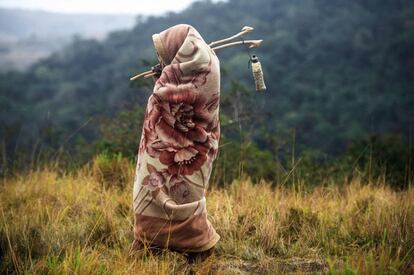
[1,0,413,183]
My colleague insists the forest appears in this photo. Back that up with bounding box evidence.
[1,0,414,186]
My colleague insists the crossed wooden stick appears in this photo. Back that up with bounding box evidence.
[130,26,263,81]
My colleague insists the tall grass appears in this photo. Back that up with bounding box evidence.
[0,161,413,274]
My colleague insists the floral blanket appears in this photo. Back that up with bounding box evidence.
[133,24,220,252]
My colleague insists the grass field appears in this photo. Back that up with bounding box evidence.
[1,165,413,274]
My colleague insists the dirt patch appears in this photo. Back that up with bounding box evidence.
[204,257,328,274]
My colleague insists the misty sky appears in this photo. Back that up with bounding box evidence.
[0,0,209,14]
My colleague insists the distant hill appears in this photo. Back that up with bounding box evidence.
[0,8,137,70]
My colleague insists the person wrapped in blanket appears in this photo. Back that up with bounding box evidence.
[132,24,221,263]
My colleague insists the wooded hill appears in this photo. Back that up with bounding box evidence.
[1,0,413,169]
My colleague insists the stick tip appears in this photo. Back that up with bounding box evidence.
[242,26,254,33]
[249,39,263,48]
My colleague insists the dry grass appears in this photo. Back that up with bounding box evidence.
[0,165,413,274]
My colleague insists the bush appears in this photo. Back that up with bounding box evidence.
[211,138,279,186]
[341,134,413,189]
[98,107,145,160]
[91,152,133,190]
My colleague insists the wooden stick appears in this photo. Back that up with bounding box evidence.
[129,70,153,81]
[208,26,254,47]
[144,72,157,78]
[211,39,263,51]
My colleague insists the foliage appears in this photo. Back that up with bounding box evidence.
[340,134,414,189]
[90,152,134,190]
[98,106,145,159]
[1,0,414,170]
[211,138,278,186]
[92,102,414,190]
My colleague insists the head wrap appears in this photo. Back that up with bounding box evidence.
[133,24,220,252]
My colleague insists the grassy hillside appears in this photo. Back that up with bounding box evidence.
[1,164,413,274]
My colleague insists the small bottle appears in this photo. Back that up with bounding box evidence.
[251,55,266,92]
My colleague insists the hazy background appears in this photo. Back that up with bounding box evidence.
[0,0,200,14]
[0,0,209,70]
[1,0,413,188]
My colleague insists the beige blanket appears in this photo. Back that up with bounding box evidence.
[133,24,220,252]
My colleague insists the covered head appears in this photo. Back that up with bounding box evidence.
[151,24,217,82]
[152,24,190,66]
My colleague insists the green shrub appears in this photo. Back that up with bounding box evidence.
[98,107,145,160]
[91,152,133,190]
[341,134,413,189]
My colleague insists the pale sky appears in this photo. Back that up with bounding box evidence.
[0,0,207,15]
